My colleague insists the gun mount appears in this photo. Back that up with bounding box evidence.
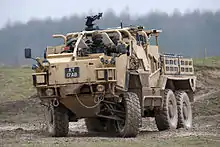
[85,12,103,31]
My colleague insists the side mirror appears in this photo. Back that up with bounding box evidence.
[44,48,47,59]
[24,48,32,59]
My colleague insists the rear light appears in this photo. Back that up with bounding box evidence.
[63,46,70,50]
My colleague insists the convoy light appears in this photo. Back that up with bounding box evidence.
[96,84,105,92]
[110,58,115,64]
[100,57,105,63]
[105,59,109,64]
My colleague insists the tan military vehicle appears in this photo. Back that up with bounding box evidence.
[24,13,196,137]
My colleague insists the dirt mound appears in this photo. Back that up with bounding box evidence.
[0,96,45,124]
[194,65,220,97]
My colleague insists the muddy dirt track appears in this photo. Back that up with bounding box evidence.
[0,66,220,147]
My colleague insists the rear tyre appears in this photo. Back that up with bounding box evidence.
[175,91,192,129]
[155,89,178,131]
[115,92,141,137]
[45,103,69,137]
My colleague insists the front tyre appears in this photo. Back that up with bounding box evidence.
[45,103,69,137]
[115,92,141,137]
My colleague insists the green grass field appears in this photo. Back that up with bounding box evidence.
[194,56,220,68]
[0,66,35,102]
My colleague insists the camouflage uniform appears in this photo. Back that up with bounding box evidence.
[90,33,105,53]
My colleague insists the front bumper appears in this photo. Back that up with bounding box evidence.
[32,68,117,99]
[32,67,117,87]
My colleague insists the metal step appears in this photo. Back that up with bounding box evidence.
[144,96,162,99]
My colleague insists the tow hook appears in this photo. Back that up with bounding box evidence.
[52,98,59,107]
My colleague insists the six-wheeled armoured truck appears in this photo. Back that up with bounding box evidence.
[24,14,196,137]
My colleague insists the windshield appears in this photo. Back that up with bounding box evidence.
[61,32,114,56]
[56,32,128,57]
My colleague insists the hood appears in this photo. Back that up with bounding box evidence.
[46,53,73,64]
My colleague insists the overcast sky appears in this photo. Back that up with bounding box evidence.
[0,0,219,28]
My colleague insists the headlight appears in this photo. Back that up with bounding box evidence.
[45,88,54,96]
[42,59,50,67]
[96,85,105,92]
[42,62,50,67]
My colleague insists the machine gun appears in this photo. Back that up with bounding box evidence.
[85,13,103,31]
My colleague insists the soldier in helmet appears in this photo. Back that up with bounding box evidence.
[90,32,105,53]
[61,38,77,53]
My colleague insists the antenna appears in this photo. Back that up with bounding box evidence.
[120,20,123,29]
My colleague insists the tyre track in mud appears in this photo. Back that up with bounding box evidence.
[0,91,219,145]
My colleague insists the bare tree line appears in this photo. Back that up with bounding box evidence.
[0,9,219,65]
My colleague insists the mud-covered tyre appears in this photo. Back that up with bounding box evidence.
[155,89,178,131]
[46,103,69,137]
[115,92,141,137]
[175,91,192,129]
[85,118,105,132]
